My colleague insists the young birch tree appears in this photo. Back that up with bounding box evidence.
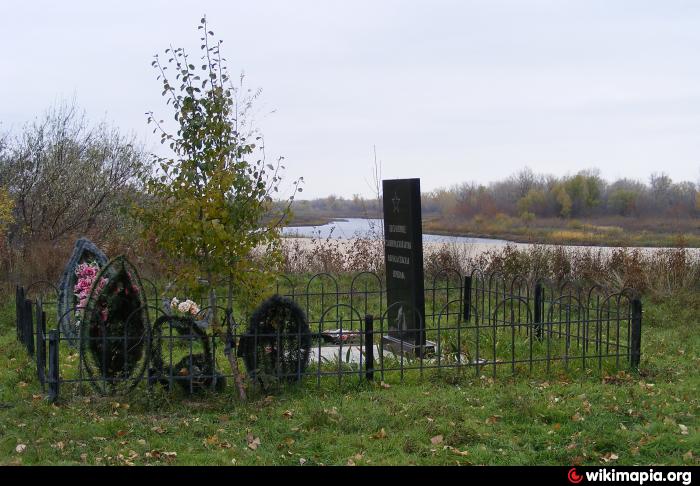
[136,17,302,398]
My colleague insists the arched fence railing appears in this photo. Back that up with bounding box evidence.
[13,268,643,402]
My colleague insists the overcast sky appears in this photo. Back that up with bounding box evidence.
[1,0,699,198]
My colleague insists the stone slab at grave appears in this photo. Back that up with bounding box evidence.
[57,238,108,344]
[381,178,435,357]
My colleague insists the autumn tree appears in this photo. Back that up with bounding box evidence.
[137,17,302,315]
[0,102,145,249]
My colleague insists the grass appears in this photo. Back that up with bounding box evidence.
[0,288,698,466]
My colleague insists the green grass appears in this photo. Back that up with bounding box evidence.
[0,290,698,466]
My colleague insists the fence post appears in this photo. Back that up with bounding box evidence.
[36,304,47,388]
[23,299,34,356]
[534,283,543,340]
[462,276,472,322]
[630,298,642,369]
[365,314,374,381]
[48,330,60,402]
[16,286,24,341]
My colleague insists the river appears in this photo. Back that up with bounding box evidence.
[283,218,509,245]
[282,218,698,256]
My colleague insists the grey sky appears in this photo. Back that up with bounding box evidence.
[1,0,699,198]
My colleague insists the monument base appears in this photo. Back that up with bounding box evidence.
[382,335,436,358]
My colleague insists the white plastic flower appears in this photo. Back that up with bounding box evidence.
[188,302,200,316]
[178,301,191,313]
[170,297,180,309]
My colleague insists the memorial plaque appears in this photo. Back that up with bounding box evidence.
[382,178,433,356]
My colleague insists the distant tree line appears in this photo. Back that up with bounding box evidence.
[294,168,700,221]
[424,168,699,220]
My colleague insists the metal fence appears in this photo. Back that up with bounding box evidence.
[14,269,642,402]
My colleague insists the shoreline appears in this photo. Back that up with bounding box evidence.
[285,217,700,249]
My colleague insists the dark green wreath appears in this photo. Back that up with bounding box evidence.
[149,315,225,393]
[80,256,149,394]
[239,295,312,387]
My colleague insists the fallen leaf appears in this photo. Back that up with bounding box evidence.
[282,410,293,419]
[161,451,177,461]
[571,412,584,422]
[600,452,619,463]
[15,444,26,454]
[371,428,387,439]
[679,424,689,435]
[485,415,501,425]
[246,434,261,450]
[299,458,307,465]
[582,401,592,414]
[683,451,693,460]
[444,445,469,456]
[380,381,391,389]
[430,435,444,445]
[347,459,356,466]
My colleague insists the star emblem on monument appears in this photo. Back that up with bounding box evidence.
[392,192,400,213]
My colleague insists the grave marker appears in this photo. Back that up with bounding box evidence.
[381,178,434,356]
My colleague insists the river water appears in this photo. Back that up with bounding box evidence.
[282,218,698,257]
[283,218,508,245]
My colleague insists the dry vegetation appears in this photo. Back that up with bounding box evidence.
[279,235,700,300]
